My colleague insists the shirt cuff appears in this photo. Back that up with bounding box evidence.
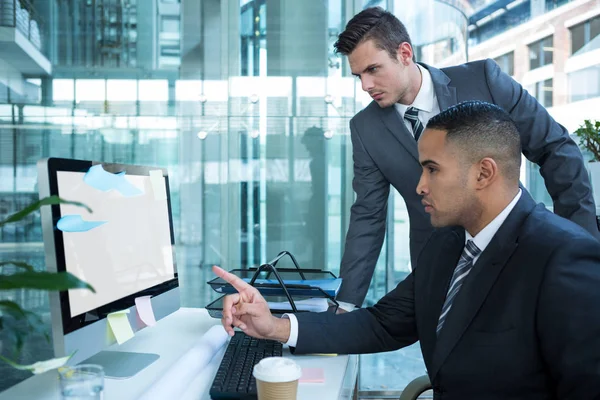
[282,314,298,348]
[337,301,356,312]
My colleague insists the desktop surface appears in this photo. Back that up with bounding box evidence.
[0,308,358,400]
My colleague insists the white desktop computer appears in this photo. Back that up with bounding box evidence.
[37,158,180,378]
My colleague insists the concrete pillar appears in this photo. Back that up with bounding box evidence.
[137,0,157,70]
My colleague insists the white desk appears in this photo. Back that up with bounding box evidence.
[0,308,358,400]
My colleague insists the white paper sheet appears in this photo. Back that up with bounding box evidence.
[137,324,228,400]
[267,298,329,312]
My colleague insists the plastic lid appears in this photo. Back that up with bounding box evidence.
[252,357,302,383]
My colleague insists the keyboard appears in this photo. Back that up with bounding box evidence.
[209,331,283,399]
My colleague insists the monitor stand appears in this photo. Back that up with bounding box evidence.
[80,351,160,379]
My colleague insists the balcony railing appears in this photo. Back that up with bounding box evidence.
[0,0,44,51]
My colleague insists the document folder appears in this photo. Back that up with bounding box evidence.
[206,250,341,317]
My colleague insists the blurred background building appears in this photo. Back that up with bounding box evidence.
[1,0,599,396]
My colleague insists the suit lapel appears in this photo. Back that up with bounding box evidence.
[420,63,457,112]
[419,228,464,365]
[429,192,538,379]
[378,105,419,162]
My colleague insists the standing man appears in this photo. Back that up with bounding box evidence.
[335,7,599,311]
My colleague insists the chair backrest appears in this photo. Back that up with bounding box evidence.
[398,375,432,400]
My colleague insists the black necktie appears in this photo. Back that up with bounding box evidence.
[404,107,423,141]
[437,240,481,335]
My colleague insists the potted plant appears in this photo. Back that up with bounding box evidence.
[0,196,94,374]
[574,120,600,212]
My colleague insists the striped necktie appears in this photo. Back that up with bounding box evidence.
[404,107,423,141]
[436,240,481,335]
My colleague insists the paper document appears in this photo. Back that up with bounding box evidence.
[267,298,329,312]
[107,310,134,345]
[135,296,157,327]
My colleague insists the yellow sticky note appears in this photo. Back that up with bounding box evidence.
[107,310,135,345]
[149,170,167,201]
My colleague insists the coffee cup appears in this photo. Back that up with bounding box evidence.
[252,357,302,400]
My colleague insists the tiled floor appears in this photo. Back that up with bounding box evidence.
[0,245,427,395]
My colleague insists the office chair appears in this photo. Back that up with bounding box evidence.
[398,375,432,400]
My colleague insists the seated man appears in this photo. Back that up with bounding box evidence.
[213,101,600,399]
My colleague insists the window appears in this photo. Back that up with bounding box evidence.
[528,79,553,107]
[570,16,600,55]
[493,52,514,76]
[161,16,180,33]
[529,36,553,70]
[568,65,600,102]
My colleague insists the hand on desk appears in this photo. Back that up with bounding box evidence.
[213,266,291,343]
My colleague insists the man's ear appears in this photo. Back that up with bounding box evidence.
[397,42,413,65]
[475,157,498,189]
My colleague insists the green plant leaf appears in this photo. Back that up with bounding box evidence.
[0,300,27,319]
[0,272,95,293]
[0,353,73,374]
[0,195,92,227]
[0,261,35,272]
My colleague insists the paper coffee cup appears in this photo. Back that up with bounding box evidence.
[252,357,302,400]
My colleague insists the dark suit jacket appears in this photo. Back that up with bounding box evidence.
[338,58,599,307]
[295,191,600,399]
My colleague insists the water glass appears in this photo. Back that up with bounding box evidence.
[58,364,104,400]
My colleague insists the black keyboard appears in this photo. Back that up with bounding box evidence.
[209,331,283,399]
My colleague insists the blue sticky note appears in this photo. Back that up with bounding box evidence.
[83,165,143,197]
[57,215,106,232]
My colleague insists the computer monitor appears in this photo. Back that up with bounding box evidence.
[37,157,180,378]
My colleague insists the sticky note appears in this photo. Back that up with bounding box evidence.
[300,368,325,383]
[84,165,143,197]
[135,296,157,327]
[57,215,106,232]
[149,170,167,201]
[107,310,135,345]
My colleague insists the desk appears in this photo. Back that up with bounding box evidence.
[0,308,358,400]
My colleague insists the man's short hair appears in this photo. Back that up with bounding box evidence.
[426,101,522,181]
[334,7,413,59]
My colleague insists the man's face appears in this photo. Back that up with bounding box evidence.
[416,129,479,228]
[348,40,411,108]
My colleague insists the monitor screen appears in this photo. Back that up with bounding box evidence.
[56,170,176,318]
[38,158,179,338]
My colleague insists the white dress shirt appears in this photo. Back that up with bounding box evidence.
[466,189,522,264]
[284,190,523,348]
[394,64,441,138]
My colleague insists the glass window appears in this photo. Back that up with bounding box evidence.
[493,52,515,76]
[75,80,106,102]
[528,79,553,107]
[138,80,169,101]
[53,79,75,102]
[571,16,600,56]
[529,36,553,70]
[570,22,586,54]
[542,78,553,107]
[568,65,600,102]
[161,16,180,33]
[106,80,138,101]
[591,16,600,42]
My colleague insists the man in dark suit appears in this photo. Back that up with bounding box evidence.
[214,101,600,399]
[335,7,599,311]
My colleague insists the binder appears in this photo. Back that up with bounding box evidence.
[206,251,341,317]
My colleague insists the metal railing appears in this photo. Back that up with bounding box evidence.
[0,0,45,51]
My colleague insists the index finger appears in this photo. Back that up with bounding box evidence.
[212,265,254,293]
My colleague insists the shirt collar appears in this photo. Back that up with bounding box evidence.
[395,64,436,116]
[466,189,522,252]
